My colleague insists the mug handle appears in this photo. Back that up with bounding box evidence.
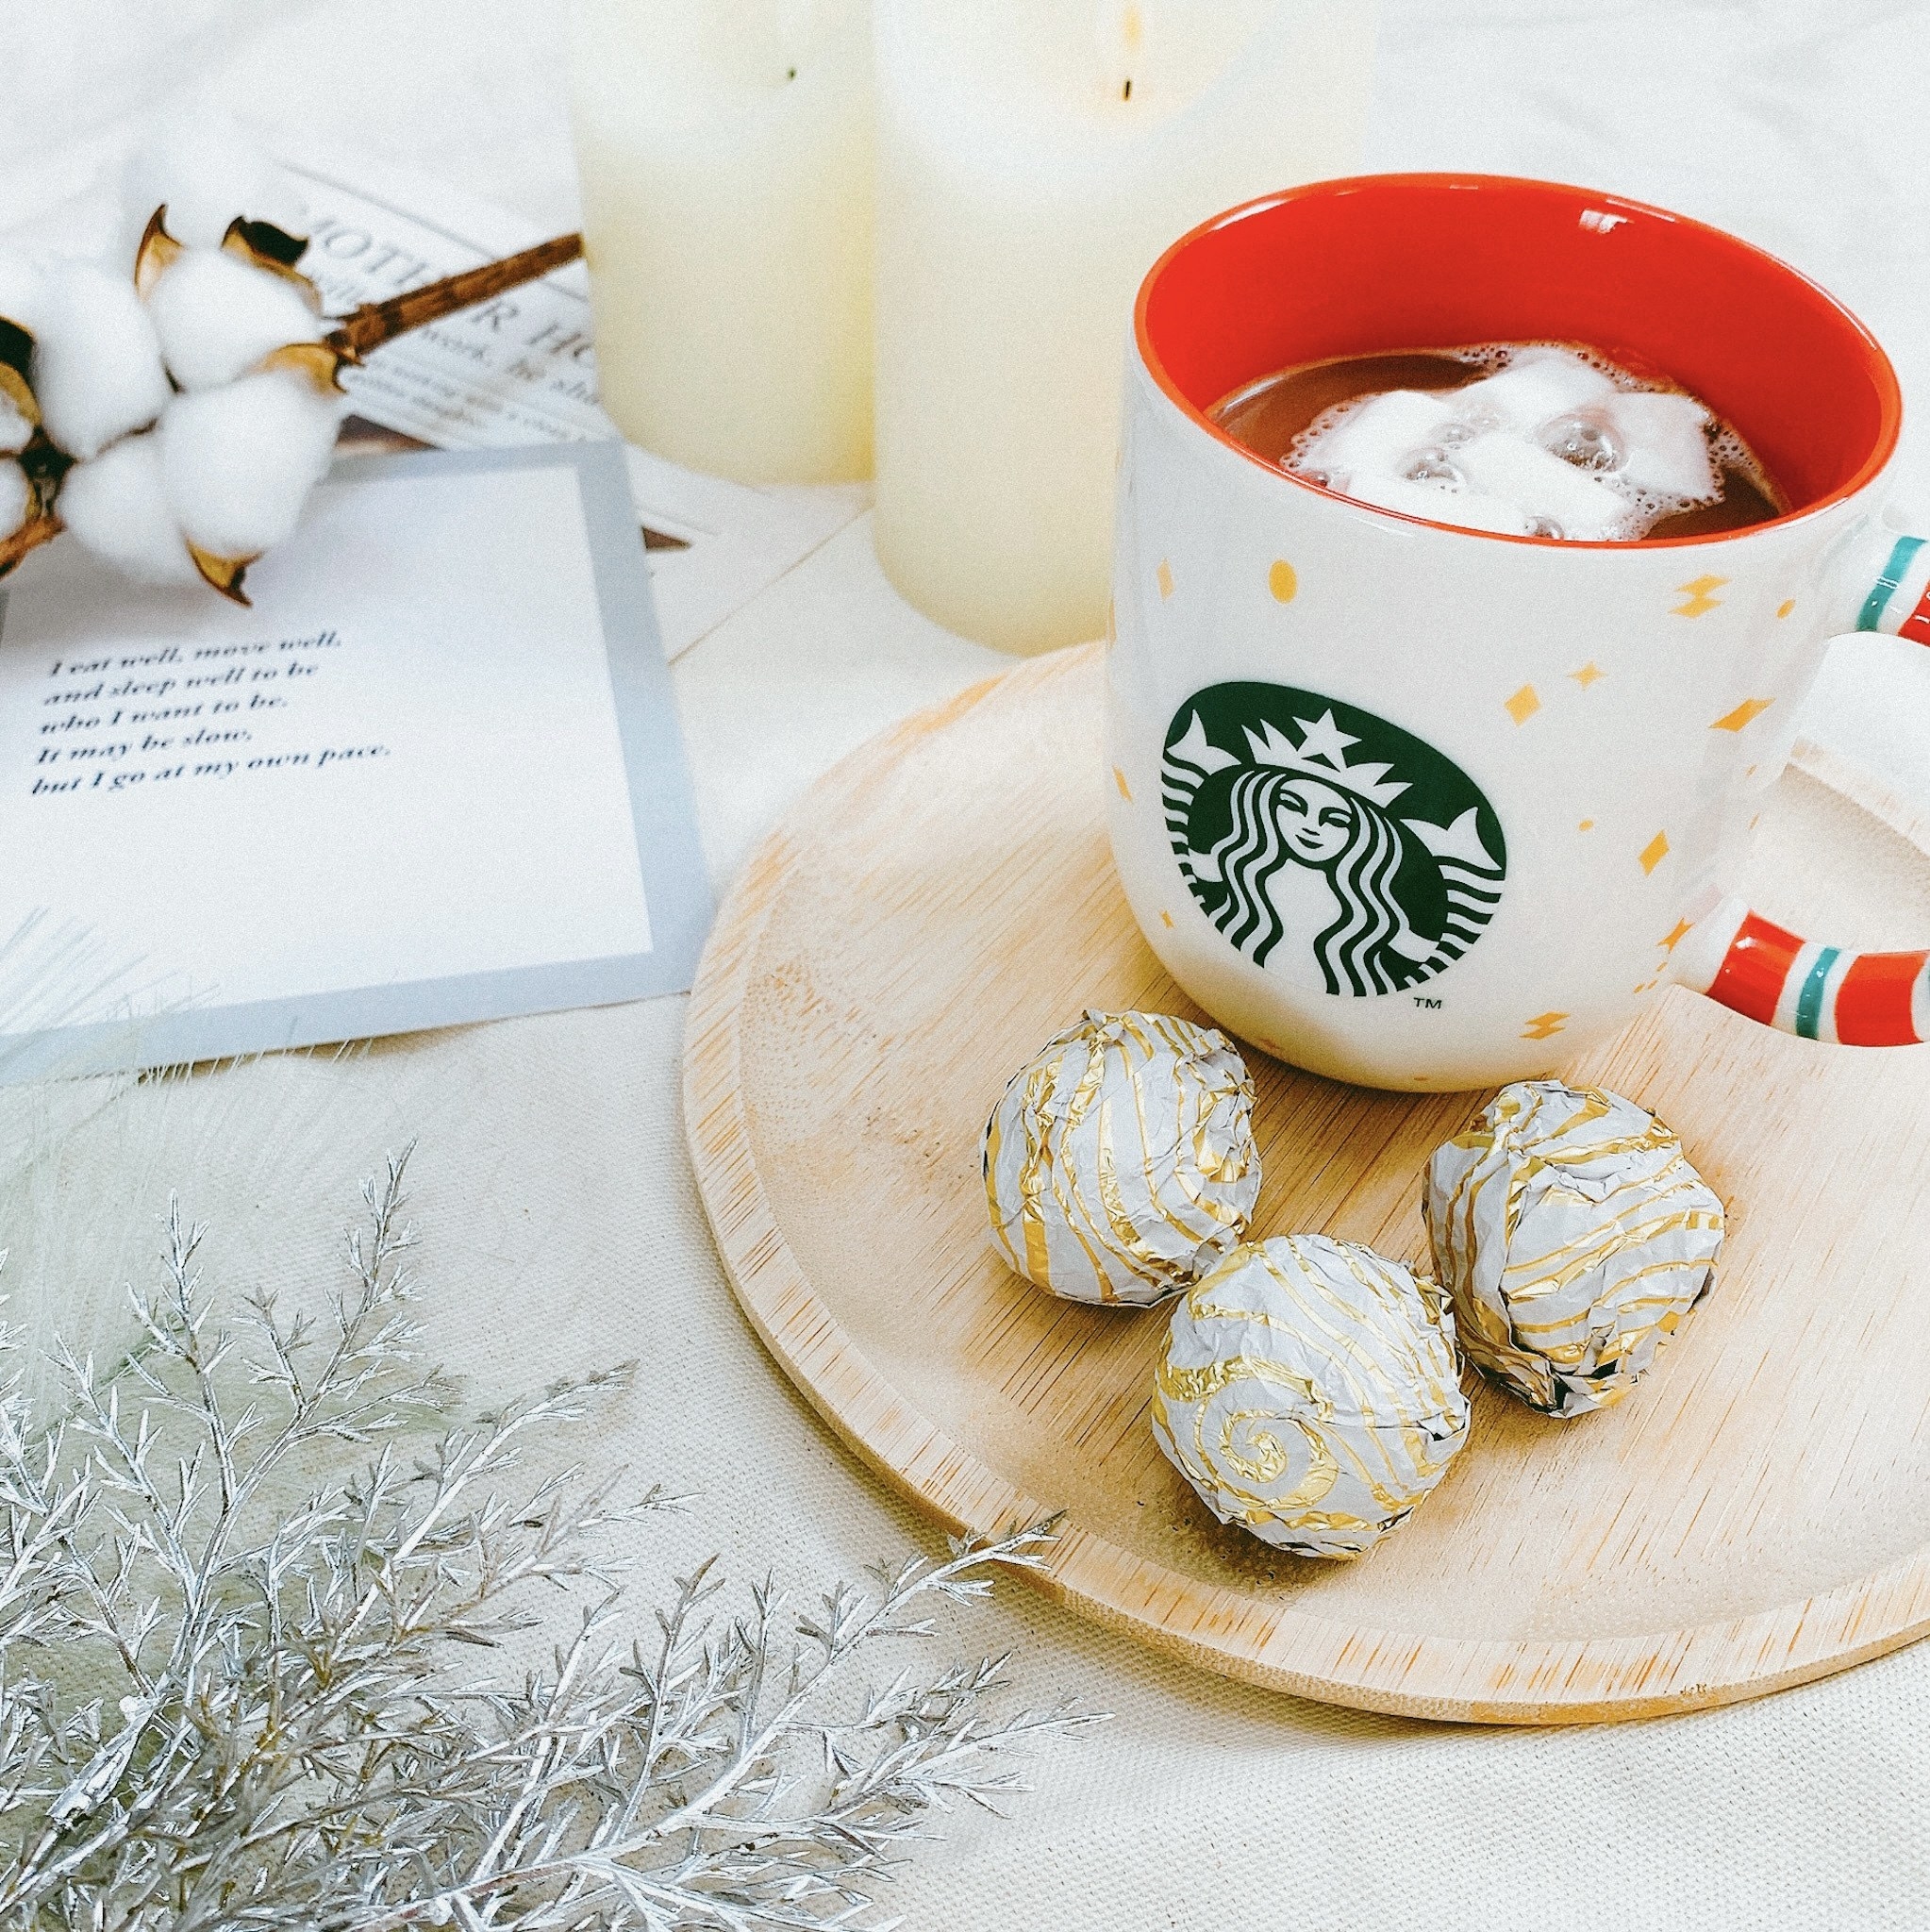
[1668,533,1930,1045]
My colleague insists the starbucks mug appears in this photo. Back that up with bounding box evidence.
[1107,173,1930,1091]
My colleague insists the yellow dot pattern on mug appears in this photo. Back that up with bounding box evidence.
[1505,685,1541,724]
[1156,559,1174,600]
[1269,559,1298,604]
[1711,697,1774,732]
[1777,598,1796,620]
[1113,767,1133,803]
[1639,832,1671,875]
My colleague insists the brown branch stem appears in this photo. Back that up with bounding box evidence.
[325,233,584,362]
[0,512,61,579]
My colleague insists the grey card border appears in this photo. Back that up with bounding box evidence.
[0,441,713,1085]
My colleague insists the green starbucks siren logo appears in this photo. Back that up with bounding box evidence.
[1162,683,1506,998]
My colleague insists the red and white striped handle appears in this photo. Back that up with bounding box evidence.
[1672,899,1928,1045]
[1671,534,1930,1047]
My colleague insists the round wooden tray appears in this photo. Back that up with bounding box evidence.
[685,641,1930,1724]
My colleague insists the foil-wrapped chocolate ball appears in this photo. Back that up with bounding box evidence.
[983,1010,1260,1307]
[1152,1234,1470,1559]
[1424,1081,1725,1418]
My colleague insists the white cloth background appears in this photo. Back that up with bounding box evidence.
[2,3,1929,1925]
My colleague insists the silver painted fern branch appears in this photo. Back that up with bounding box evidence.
[0,1150,1093,1930]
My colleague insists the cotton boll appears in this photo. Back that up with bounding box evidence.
[147,249,324,391]
[1343,472,1533,536]
[161,369,345,559]
[1606,390,1720,505]
[0,250,42,455]
[1456,431,1637,541]
[124,109,307,253]
[31,262,171,460]
[0,394,32,457]
[58,434,202,587]
[0,458,29,538]
[1451,347,1619,435]
[0,247,46,334]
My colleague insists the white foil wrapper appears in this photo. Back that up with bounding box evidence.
[983,1010,1260,1307]
[1424,1081,1725,1418]
[1152,1234,1470,1559]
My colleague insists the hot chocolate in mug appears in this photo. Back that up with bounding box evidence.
[1107,173,1930,1091]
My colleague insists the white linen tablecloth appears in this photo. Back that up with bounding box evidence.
[3,4,1930,1925]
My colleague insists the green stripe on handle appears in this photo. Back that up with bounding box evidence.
[1857,534,1927,632]
[1794,946,1839,1041]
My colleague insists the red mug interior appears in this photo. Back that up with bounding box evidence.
[1135,173,1902,542]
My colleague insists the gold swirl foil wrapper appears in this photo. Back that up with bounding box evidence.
[983,1010,1260,1307]
[1151,1234,1470,1559]
[1424,1081,1725,1418]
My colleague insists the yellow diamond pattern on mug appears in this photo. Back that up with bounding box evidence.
[1113,767,1133,802]
[1659,917,1695,953]
[1711,697,1774,732]
[1505,685,1541,724]
[1640,831,1671,874]
[1156,559,1174,600]
[1268,559,1298,604]
[1570,662,1605,689]
[1672,575,1727,617]
[1522,1011,1569,1041]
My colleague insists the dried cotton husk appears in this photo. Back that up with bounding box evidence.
[0,321,35,457]
[0,249,43,458]
[0,458,30,540]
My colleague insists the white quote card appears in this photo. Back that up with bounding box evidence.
[0,444,711,1080]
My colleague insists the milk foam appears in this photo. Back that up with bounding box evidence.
[1286,344,1739,542]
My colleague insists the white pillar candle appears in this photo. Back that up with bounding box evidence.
[569,0,873,485]
[873,0,1378,654]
